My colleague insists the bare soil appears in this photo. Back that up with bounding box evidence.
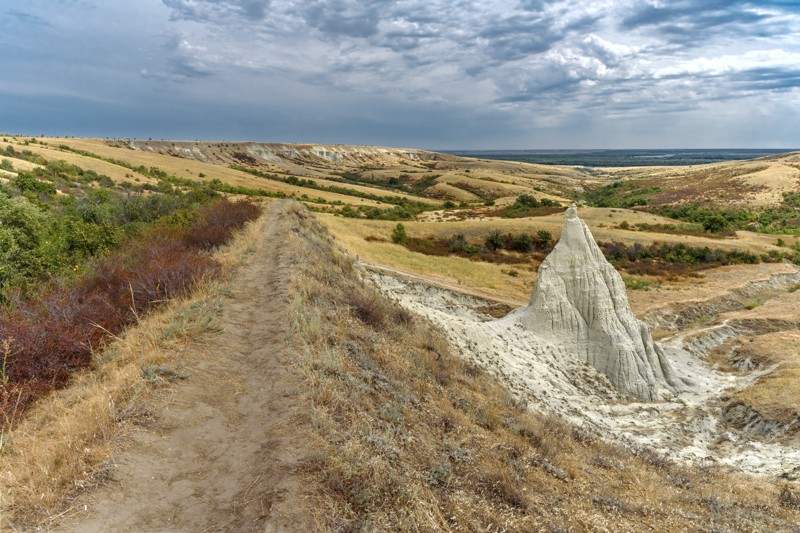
[56,201,314,533]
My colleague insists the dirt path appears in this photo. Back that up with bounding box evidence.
[57,201,313,532]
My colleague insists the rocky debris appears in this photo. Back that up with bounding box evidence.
[510,204,680,400]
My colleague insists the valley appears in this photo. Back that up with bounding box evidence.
[1,136,800,530]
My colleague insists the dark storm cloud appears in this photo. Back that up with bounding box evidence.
[479,16,561,61]
[622,0,764,29]
[731,67,800,91]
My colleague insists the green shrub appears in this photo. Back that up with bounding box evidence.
[485,230,504,251]
[702,214,729,233]
[623,276,653,291]
[514,194,540,208]
[391,223,409,244]
[448,233,468,252]
[0,198,262,425]
[536,230,552,247]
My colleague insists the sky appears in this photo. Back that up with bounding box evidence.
[1,0,799,149]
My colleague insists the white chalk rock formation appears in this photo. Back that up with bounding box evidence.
[514,204,679,400]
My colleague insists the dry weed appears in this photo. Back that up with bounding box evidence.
[283,202,800,531]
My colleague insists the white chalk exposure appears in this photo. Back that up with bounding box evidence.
[509,204,679,400]
[368,206,800,475]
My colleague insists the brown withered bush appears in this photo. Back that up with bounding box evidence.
[184,199,262,250]
[0,198,262,426]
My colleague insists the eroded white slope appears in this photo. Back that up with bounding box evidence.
[510,205,679,400]
[371,272,800,476]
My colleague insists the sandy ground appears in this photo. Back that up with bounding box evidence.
[369,269,800,478]
[56,201,314,533]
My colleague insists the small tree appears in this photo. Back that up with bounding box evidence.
[703,214,729,233]
[536,230,552,248]
[510,233,534,252]
[485,230,504,251]
[391,223,409,244]
[514,194,540,208]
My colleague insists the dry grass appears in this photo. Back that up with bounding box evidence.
[283,204,800,531]
[319,213,535,304]
[1,141,155,185]
[319,210,790,306]
[714,290,800,427]
[0,207,269,530]
[601,158,800,208]
[725,332,800,427]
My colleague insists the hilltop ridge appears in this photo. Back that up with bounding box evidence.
[119,139,441,173]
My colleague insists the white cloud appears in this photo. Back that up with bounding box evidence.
[655,49,800,78]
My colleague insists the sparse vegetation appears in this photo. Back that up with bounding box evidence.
[495,193,563,218]
[652,191,800,235]
[235,166,436,212]
[622,275,654,291]
[286,204,800,530]
[585,180,659,208]
[3,136,800,530]
[389,227,775,280]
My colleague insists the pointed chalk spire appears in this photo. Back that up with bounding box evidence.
[517,204,679,400]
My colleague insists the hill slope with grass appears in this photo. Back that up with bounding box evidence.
[2,137,800,530]
[7,201,794,531]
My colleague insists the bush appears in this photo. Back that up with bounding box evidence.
[506,233,533,252]
[623,275,653,291]
[536,230,552,247]
[391,223,409,244]
[0,198,260,426]
[448,233,469,252]
[515,194,540,208]
[485,230,504,251]
[183,198,262,250]
[703,214,729,233]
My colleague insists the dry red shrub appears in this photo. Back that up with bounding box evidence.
[0,199,262,425]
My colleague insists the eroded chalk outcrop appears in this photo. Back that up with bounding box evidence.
[511,204,680,400]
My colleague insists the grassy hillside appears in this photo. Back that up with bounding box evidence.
[284,204,800,530]
[3,136,800,529]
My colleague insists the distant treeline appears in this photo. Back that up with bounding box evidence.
[444,149,792,167]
